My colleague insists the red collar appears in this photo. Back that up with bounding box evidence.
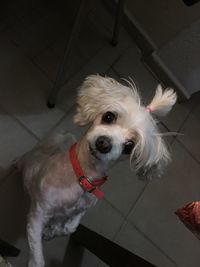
[69,143,107,199]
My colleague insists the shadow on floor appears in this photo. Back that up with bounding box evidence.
[0,169,29,251]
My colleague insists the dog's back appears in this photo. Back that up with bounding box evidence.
[17,132,76,193]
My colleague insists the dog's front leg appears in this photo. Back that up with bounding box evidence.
[64,211,85,234]
[27,202,46,267]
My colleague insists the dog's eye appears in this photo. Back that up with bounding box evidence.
[102,112,116,124]
[123,140,135,154]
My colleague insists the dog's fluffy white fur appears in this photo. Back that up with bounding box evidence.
[18,75,176,267]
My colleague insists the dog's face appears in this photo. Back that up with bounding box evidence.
[74,75,177,179]
[86,100,139,163]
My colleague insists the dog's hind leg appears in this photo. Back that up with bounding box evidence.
[27,202,47,267]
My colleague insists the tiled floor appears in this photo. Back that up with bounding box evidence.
[0,0,200,267]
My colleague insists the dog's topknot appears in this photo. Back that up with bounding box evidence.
[147,84,177,117]
[74,74,140,126]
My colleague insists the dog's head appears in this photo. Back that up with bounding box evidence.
[74,75,177,179]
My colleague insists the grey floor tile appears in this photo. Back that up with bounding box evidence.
[127,141,200,267]
[51,34,73,59]
[4,21,47,59]
[81,199,124,240]
[113,46,158,105]
[160,101,191,133]
[33,46,62,81]
[177,93,200,162]
[79,250,104,267]
[114,221,177,267]
[3,1,69,59]
[160,91,200,133]
[34,45,85,83]
[30,10,69,49]
[0,108,37,181]
[9,235,70,267]
[55,35,133,110]
[48,104,86,141]
[64,246,108,267]
[89,0,116,33]
[76,11,111,63]
[0,34,65,139]
[42,236,70,267]
[33,0,117,85]
[104,161,148,217]
[8,236,29,267]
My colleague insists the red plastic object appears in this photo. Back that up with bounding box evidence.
[175,201,200,239]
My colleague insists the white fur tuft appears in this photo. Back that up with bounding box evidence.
[148,85,177,117]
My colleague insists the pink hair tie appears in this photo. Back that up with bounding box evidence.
[146,106,153,113]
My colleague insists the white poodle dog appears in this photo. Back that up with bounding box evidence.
[18,75,176,267]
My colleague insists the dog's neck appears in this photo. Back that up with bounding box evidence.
[75,138,108,181]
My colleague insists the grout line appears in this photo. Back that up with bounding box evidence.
[109,48,130,71]
[161,106,200,165]
[41,103,77,139]
[176,138,200,165]
[0,167,17,187]
[105,184,180,267]
[6,22,50,60]
[111,182,150,241]
[177,104,200,136]
[30,56,55,83]
[0,104,40,141]
[129,220,180,267]
[108,178,180,267]
[103,198,126,220]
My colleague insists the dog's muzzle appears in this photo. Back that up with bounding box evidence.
[95,136,112,154]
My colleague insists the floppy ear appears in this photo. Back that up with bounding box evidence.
[147,85,177,117]
[74,74,134,126]
[131,112,172,180]
[136,136,170,180]
[73,75,104,126]
[136,85,176,179]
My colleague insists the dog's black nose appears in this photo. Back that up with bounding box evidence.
[95,136,112,154]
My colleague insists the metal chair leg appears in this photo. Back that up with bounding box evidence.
[111,0,126,46]
[47,0,126,108]
[47,0,88,108]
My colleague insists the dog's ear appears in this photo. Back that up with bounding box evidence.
[147,85,177,117]
[73,75,104,126]
[133,130,170,180]
[74,74,130,126]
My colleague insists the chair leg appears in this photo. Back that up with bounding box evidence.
[111,0,126,46]
[47,0,88,108]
